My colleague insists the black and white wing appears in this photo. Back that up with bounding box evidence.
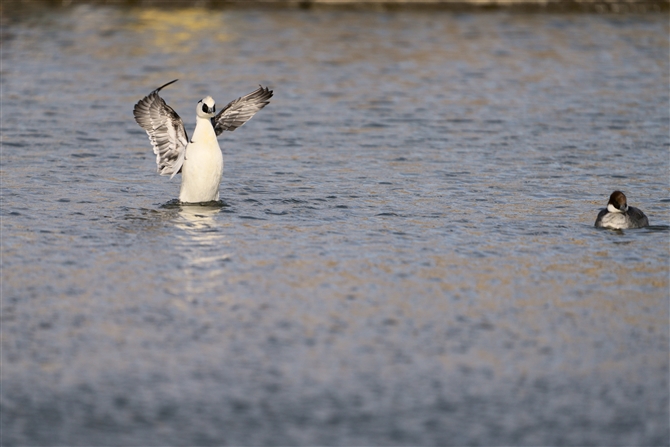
[133,79,188,179]
[213,85,273,136]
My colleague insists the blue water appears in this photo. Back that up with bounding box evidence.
[1,6,668,445]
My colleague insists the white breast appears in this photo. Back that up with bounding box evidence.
[599,212,629,229]
[179,118,223,203]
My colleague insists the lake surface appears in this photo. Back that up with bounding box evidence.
[1,5,669,445]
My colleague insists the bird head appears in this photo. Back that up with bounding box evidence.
[196,96,216,118]
[607,190,628,213]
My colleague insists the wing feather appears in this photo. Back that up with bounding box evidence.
[628,206,649,228]
[133,79,188,178]
[213,85,273,136]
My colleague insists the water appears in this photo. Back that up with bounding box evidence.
[1,5,669,445]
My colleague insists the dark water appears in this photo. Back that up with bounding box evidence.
[1,6,669,445]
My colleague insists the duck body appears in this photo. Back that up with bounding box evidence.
[179,110,223,203]
[595,191,649,229]
[132,80,273,203]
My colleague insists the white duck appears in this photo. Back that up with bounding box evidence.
[133,79,272,203]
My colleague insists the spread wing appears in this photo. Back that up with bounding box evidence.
[133,79,188,179]
[213,85,273,136]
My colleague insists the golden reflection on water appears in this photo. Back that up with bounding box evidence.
[130,8,232,55]
[213,221,668,381]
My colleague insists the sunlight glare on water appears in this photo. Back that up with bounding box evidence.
[1,5,668,445]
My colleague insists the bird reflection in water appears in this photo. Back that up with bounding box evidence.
[173,204,232,302]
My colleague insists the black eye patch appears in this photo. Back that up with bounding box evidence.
[202,103,209,113]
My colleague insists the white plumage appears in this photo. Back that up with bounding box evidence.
[133,79,272,203]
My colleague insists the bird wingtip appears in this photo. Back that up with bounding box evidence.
[154,78,179,94]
